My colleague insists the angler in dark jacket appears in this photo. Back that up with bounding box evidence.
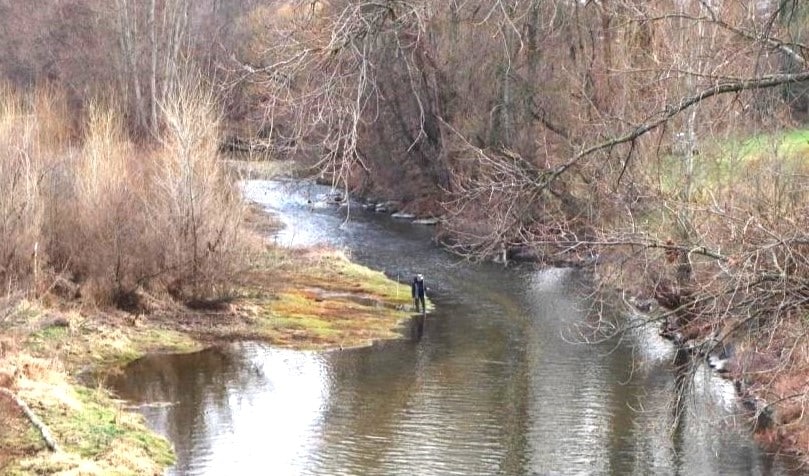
[411,274,426,314]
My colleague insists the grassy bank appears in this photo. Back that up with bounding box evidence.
[233,246,417,348]
[0,297,189,474]
[0,241,417,474]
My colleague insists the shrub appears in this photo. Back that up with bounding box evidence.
[147,82,248,300]
[0,82,250,308]
[0,84,70,294]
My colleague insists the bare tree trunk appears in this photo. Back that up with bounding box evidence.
[526,1,541,81]
[114,14,130,110]
[500,29,512,146]
[116,0,148,134]
[161,0,172,109]
[492,14,516,147]
[161,0,190,105]
[675,1,710,243]
[149,0,158,136]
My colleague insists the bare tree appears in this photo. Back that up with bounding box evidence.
[114,0,194,138]
[250,0,809,455]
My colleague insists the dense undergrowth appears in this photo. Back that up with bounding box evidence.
[0,81,248,474]
[0,83,248,308]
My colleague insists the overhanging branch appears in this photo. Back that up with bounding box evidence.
[540,70,809,190]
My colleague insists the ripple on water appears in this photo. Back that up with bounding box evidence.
[109,180,798,476]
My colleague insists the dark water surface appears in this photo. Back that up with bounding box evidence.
[111,180,795,475]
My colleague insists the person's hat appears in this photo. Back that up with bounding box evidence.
[417,273,423,279]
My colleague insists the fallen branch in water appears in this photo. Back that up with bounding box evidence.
[0,388,60,452]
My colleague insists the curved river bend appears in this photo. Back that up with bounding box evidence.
[111,180,795,475]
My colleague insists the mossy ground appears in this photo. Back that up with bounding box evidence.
[237,246,417,348]
[143,244,419,350]
[0,243,421,474]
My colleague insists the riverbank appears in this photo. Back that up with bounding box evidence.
[0,202,419,474]
[354,187,809,466]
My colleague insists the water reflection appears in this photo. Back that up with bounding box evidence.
[112,346,330,475]
[110,180,797,475]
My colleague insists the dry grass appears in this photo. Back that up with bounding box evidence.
[0,82,251,307]
[48,102,140,304]
[0,300,189,475]
[0,245,416,473]
[0,84,68,294]
[0,301,181,475]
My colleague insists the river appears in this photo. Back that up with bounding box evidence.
[110,179,796,475]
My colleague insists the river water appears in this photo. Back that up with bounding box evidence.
[111,180,796,475]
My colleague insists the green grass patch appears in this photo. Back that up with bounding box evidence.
[11,383,174,475]
[730,129,809,159]
[286,250,415,307]
[234,247,418,348]
[24,326,69,355]
[88,327,200,370]
[22,318,200,375]
[0,300,42,331]
[45,387,125,457]
[657,127,809,202]
[34,325,69,341]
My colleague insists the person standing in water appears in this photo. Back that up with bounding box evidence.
[412,273,426,316]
